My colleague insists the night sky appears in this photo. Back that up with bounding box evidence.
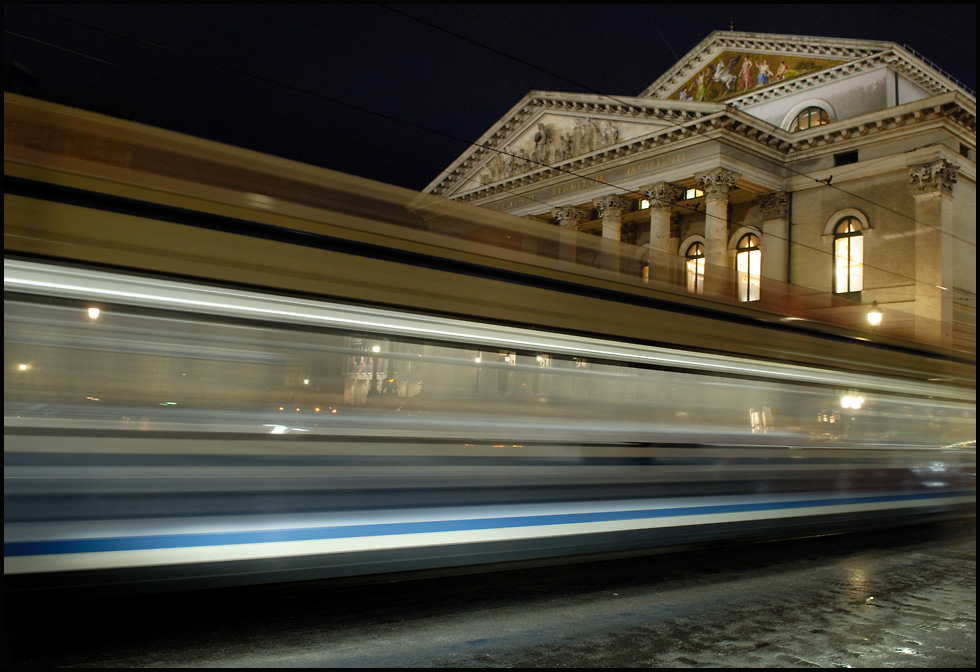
[4,4,976,192]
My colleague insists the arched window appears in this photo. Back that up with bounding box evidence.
[834,216,864,294]
[685,242,705,294]
[736,234,761,302]
[789,107,829,132]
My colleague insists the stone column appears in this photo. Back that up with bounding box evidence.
[594,195,630,241]
[594,195,630,273]
[760,191,789,283]
[696,168,740,294]
[552,206,586,265]
[668,212,682,255]
[641,182,680,283]
[641,182,681,253]
[668,212,683,284]
[908,159,957,348]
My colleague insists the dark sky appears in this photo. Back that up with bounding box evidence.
[4,4,976,192]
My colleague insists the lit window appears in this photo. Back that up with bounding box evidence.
[736,234,761,302]
[639,199,650,210]
[789,107,829,132]
[685,242,705,294]
[834,217,863,294]
[683,188,703,200]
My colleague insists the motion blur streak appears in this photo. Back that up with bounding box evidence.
[4,260,975,592]
[7,260,970,395]
[3,93,974,593]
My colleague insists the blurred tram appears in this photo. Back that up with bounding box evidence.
[4,94,976,593]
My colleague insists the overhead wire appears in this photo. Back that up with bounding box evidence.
[12,2,971,246]
[2,8,673,225]
[3,5,470,185]
[1,12,958,299]
[376,4,975,299]
[382,4,975,251]
[5,4,975,297]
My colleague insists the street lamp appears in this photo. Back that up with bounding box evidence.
[369,344,381,396]
[867,301,883,328]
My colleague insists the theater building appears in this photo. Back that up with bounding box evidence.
[423,31,976,353]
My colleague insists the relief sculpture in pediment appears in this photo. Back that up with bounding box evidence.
[479,118,621,185]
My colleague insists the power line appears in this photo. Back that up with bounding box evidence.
[7,5,969,297]
[382,4,974,251]
[6,5,974,295]
[2,27,453,180]
[885,4,976,53]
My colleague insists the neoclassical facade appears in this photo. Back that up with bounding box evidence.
[424,31,976,353]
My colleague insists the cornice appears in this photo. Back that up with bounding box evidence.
[443,115,732,204]
[431,94,975,205]
[727,49,974,108]
[786,142,974,192]
[780,93,976,156]
[424,92,723,198]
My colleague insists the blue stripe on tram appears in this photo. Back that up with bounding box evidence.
[4,490,972,558]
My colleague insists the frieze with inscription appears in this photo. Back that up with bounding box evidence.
[480,145,714,213]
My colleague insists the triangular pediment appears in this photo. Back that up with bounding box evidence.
[643,31,896,102]
[425,91,723,198]
[642,30,970,106]
[425,31,974,201]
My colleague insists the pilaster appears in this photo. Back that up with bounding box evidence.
[907,159,957,348]
[552,206,587,266]
[760,191,789,283]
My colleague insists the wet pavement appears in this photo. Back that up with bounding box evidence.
[5,517,975,668]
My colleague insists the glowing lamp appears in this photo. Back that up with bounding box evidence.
[866,301,882,327]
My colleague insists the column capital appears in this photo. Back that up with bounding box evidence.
[641,182,681,209]
[552,206,586,229]
[695,168,741,198]
[593,195,630,219]
[760,191,789,220]
[908,159,957,199]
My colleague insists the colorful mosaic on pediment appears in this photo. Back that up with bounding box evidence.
[674,52,845,103]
